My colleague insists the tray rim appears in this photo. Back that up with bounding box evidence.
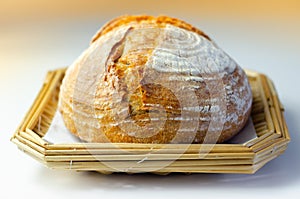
[10,67,290,174]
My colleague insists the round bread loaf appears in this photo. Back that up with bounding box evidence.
[58,15,252,144]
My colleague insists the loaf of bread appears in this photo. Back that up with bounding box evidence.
[58,15,252,144]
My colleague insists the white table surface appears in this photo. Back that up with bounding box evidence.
[1,1,300,198]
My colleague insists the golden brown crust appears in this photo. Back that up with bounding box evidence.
[59,15,252,144]
[91,15,211,44]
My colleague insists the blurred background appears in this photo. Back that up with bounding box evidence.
[1,0,300,198]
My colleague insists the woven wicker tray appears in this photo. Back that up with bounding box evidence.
[11,68,290,174]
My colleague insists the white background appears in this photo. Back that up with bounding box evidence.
[1,1,300,198]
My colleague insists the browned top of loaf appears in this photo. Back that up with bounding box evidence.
[91,15,211,44]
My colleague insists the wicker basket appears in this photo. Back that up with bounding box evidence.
[10,68,290,174]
